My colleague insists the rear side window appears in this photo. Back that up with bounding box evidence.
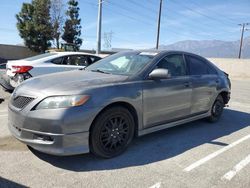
[61,55,93,66]
[156,54,186,77]
[51,57,63,64]
[207,63,217,74]
[186,55,217,75]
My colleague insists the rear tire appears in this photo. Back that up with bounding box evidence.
[90,106,135,158]
[207,95,224,123]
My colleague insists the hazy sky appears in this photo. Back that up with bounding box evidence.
[0,0,250,50]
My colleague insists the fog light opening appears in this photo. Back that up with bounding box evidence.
[34,134,54,142]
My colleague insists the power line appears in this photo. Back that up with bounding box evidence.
[85,0,169,49]
[105,1,200,38]
[158,3,240,37]
[124,0,239,38]
[94,0,242,49]
[106,1,156,25]
[104,2,197,42]
[90,0,243,48]
[186,0,237,24]
[84,1,98,7]
[125,1,157,21]
[170,0,236,26]
[127,0,158,15]
[104,1,228,48]
[105,11,211,46]
[104,3,156,28]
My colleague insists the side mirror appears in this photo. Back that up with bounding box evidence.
[148,68,170,79]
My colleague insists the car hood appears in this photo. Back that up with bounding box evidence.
[17,70,129,95]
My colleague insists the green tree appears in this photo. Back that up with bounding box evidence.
[16,0,53,52]
[62,0,82,49]
[16,3,35,50]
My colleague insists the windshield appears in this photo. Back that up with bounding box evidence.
[24,53,57,61]
[86,51,156,76]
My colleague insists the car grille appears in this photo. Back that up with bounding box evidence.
[11,96,35,109]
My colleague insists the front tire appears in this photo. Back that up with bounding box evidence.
[207,95,224,122]
[90,106,135,158]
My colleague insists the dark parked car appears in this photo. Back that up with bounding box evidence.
[8,50,231,158]
[0,57,7,69]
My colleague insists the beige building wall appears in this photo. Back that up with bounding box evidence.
[0,44,38,60]
[208,58,250,79]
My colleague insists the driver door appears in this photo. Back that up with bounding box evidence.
[142,53,192,128]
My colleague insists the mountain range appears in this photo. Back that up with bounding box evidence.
[159,37,250,58]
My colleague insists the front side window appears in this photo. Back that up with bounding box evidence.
[156,54,186,77]
[90,56,101,63]
[86,51,156,75]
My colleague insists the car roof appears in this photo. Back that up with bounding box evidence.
[133,49,196,55]
[128,49,207,59]
[53,51,101,57]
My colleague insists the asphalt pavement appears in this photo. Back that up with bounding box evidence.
[0,79,249,188]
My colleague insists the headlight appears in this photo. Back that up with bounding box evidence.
[35,95,90,110]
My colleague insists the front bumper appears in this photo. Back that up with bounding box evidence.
[8,103,98,156]
[0,73,14,91]
[9,123,89,155]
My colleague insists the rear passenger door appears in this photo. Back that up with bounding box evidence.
[185,54,219,114]
[32,57,67,76]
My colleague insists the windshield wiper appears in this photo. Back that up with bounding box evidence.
[91,69,110,74]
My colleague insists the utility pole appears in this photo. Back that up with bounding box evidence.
[238,23,249,59]
[96,0,103,54]
[156,0,163,49]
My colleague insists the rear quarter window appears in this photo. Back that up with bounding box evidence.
[90,56,101,63]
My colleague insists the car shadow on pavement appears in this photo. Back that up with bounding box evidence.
[0,177,28,188]
[30,109,250,172]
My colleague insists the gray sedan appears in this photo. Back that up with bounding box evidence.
[8,50,231,158]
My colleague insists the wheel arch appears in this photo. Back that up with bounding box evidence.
[89,101,139,142]
[218,90,230,104]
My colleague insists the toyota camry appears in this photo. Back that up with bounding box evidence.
[8,50,231,158]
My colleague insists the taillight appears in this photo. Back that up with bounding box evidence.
[12,66,33,73]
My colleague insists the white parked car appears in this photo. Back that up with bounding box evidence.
[1,52,102,89]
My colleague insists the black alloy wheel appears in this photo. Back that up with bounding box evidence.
[207,95,224,122]
[90,106,135,158]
